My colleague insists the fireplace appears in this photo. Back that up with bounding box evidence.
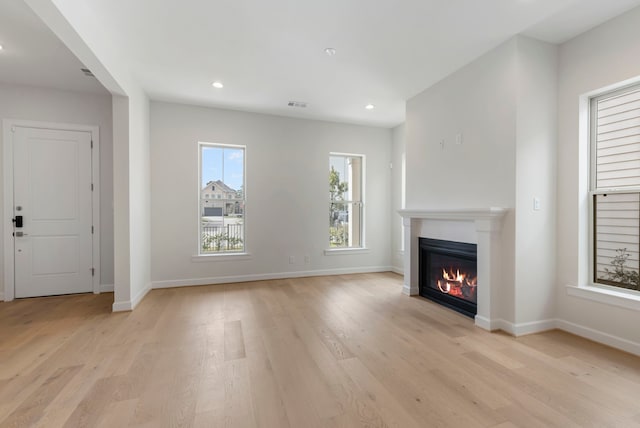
[419,238,477,318]
[399,208,506,330]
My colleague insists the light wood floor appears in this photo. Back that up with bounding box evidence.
[1,273,640,427]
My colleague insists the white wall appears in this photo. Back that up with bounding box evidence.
[112,95,130,304]
[404,36,559,330]
[111,91,152,310]
[150,101,392,286]
[391,124,405,273]
[126,90,151,306]
[406,38,518,324]
[406,38,518,211]
[557,6,640,350]
[24,0,640,354]
[514,37,558,325]
[27,0,153,311]
[0,82,114,290]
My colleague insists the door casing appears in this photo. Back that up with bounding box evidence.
[2,119,100,301]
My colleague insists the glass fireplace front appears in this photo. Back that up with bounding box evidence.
[419,238,477,318]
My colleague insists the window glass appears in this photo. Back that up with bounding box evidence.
[200,144,245,253]
[591,85,640,291]
[329,154,364,248]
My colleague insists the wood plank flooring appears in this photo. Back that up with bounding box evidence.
[1,272,640,427]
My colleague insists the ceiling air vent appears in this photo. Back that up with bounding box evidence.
[288,101,307,108]
[80,68,95,77]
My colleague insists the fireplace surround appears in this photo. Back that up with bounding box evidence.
[399,208,506,330]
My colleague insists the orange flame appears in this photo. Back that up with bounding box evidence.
[436,267,477,299]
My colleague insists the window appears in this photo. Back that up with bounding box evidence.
[400,152,406,251]
[591,84,640,292]
[329,154,364,248]
[199,143,245,253]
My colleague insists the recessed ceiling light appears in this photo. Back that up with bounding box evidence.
[365,104,375,110]
[212,81,224,89]
[0,45,4,51]
[324,48,336,56]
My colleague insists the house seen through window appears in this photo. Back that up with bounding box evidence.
[329,154,364,248]
[200,143,245,253]
[591,83,640,292]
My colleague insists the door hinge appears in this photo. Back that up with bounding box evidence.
[91,268,95,276]
[91,140,93,148]
[91,226,94,234]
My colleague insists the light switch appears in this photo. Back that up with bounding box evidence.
[533,197,541,211]
[456,133,463,145]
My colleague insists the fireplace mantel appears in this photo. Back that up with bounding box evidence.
[398,207,507,331]
[398,208,507,222]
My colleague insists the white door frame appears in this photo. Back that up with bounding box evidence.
[2,119,100,301]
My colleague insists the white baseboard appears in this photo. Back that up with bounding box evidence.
[494,319,556,336]
[151,266,393,289]
[402,283,418,296]
[512,319,557,336]
[99,284,114,293]
[556,319,640,357]
[474,315,492,331]
[475,317,555,336]
[391,266,404,275]
[475,316,517,333]
[105,270,640,357]
[0,290,4,301]
[112,300,130,312]
[112,282,152,312]
[475,316,639,355]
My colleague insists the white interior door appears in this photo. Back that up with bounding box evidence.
[13,126,93,298]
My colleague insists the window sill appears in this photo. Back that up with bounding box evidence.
[192,253,252,262]
[324,248,370,256]
[566,284,640,312]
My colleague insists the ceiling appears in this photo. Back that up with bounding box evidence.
[0,0,107,94]
[3,0,640,127]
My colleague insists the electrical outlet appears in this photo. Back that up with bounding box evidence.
[439,140,445,150]
[456,133,463,145]
[289,256,295,264]
[304,255,311,264]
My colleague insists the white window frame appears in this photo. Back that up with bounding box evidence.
[570,78,640,312]
[400,152,406,253]
[196,142,249,260]
[588,84,640,296]
[325,152,368,254]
